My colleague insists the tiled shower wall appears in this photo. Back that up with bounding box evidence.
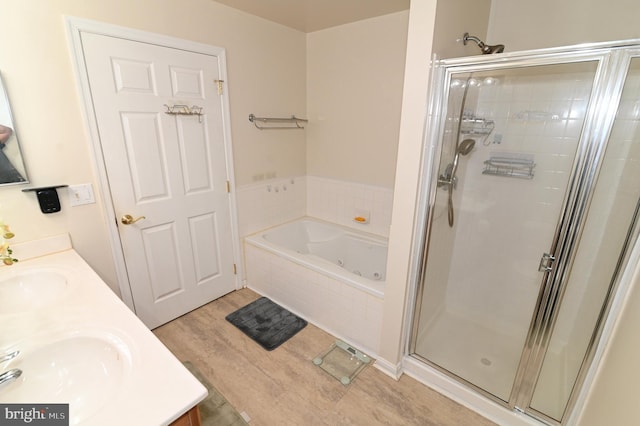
[236,175,394,239]
[442,67,596,337]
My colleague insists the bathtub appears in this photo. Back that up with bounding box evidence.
[246,217,387,297]
[243,217,387,354]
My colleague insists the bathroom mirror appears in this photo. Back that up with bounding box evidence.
[0,72,28,185]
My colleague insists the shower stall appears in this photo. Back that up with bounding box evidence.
[408,40,640,425]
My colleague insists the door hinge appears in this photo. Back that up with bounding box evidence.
[226,180,231,193]
[538,252,556,272]
[233,263,237,274]
[214,79,224,95]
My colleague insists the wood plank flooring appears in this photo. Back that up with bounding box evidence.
[154,288,496,426]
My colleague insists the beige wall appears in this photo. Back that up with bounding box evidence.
[378,0,438,366]
[577,252,640,425]
[432,0,491,59]
[488,0,640,51]
[0,0,306,293]
[306,12,409,188]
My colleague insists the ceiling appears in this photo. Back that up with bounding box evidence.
[212,0,411,33]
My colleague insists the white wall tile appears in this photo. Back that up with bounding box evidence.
[236,176,307,238]
[244,242,383,356]
[306,176,393,237]
[437,68,599,335]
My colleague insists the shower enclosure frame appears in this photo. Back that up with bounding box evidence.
[405,39,640,425]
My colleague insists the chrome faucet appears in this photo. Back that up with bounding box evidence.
[0,350,19,364]
[0,368,22,386]
[0,350,22,388]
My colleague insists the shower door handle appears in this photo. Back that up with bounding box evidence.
[538,252,556,272]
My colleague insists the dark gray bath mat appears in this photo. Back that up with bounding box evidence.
[225,297,307,351]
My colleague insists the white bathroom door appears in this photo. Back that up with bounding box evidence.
[80,32,237,329]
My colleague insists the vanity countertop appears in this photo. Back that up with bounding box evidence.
[0,238,207,425]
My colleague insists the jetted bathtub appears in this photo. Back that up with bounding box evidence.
[243,217,388,354]
[245,217,387,297]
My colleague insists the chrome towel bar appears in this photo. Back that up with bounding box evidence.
[249,114,308,130]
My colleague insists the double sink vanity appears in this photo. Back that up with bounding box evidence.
[0,234,207,425]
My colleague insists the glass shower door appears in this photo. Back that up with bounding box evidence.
[529,54,640,422]
[411,60,600,402]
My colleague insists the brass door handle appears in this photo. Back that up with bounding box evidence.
[121,214,146,225]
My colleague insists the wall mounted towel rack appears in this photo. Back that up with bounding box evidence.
[249,114,308,130]
[164,104,204,122]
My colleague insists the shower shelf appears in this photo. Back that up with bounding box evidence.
[460,117,495,135]
[482,156,536,179]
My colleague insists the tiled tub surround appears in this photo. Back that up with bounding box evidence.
[235,176,307,239]
[236,175,394,240]
[306,175,394,238]
[244,218,386,357]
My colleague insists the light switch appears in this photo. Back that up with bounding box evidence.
[69,184,95,206]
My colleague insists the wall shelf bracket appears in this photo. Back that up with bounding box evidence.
[22,185,68,214]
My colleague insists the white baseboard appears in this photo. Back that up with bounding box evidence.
[373,357,403,380]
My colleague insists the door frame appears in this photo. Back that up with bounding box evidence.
[65,16,243,311]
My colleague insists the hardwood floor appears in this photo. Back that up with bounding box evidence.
[154,288,496,426]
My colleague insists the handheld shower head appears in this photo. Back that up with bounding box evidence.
[450,138,476,184]
[457,139,476,155]
[462,32,505,54]
[444,138,477,227]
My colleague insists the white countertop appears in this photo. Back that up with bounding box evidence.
[0,237,207,425]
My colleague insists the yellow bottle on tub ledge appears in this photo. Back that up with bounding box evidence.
[353,210,370,224]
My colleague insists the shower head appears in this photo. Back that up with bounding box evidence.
[484,44,505,54]
[457,139,476,155]
[462,32,505,54]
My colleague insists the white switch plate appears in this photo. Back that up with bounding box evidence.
[69,184,95,206]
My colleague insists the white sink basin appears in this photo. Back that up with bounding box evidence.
[0,247,205,425]
[1,333,132,425]
[0,268,68,313]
